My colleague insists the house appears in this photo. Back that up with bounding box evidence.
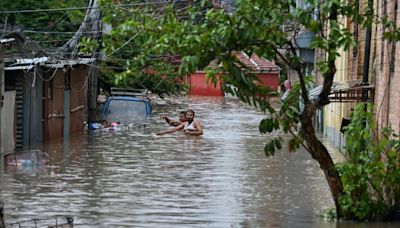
[188,52,280,96]
[2,56,92,151]
[311,0,400,149]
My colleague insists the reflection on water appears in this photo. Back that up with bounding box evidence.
[1,96,399,227]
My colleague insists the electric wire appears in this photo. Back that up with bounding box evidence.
[0,1,187,14]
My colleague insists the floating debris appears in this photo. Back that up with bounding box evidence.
[0,202,73,228]
[3,150,48,167]
[5,216,73,228]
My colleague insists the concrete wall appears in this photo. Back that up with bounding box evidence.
[188,72,279,96]
[317,14,367,149]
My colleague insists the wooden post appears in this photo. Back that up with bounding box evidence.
[87,61,98,122]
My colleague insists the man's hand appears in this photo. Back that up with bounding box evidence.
[160,115,171,124]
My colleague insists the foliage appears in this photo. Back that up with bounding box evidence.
[93,0,188,96]
[98,0,358,149]
[321,207,337,221]
[0,0,86,49]
[99,0,400,219]
[338,104,400,220]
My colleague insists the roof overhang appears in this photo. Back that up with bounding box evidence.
[0,38,15,44]
[5,57,96,71]
[309,80,375,103]
[5,65,34,71]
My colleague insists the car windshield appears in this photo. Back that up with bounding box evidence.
[107,99,147,123]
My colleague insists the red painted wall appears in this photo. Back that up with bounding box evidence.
[188,73,279,96]
[189,73,224,96]
[257,73,280,90]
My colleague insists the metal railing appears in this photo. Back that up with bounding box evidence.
[110,87,149,98]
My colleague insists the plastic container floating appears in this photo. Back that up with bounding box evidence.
[3,150,48,166]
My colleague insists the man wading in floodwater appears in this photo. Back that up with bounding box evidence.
[157,110,203,136]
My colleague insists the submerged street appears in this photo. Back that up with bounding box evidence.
[0,96,398,227]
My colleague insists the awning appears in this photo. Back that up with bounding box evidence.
[16,57,48,64]
[42,57,96,68]
[309,80,375,103]
[5,57,96,70]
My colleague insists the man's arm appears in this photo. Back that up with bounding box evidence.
[157,122,185,135]
[184,120,203,136]
[161,115,180,127]
[168,120,180,127]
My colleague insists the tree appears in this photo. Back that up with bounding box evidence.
[99,0,399,219]
[0,0,86,50]
[93,0,190,96]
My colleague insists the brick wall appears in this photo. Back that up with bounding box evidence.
[374,0,400,133]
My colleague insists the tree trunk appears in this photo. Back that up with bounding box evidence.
[0,201,5,228]
[301,104,343,217]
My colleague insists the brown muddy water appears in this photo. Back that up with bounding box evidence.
[0,96,399,227]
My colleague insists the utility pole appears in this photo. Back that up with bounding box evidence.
[362,0,373,102]
[87,0,101,123]
[61,0,101,123]
[0,44,4,156]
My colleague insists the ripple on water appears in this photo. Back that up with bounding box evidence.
[1,96,395,227]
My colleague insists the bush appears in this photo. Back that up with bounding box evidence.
[338,104,400,220]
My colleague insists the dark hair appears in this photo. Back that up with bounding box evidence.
[186,109,195,117]
[180,111,187,115]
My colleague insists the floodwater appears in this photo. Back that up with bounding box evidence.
[0,96,399,227]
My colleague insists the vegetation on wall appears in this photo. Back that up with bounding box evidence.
[339,104,400,220]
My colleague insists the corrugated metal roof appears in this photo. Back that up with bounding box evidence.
[308,81,375,102]
[16,57,48,64]
[0,38,15,44]
[5,57,95,69]
[43,57,95,68]
[5,65,34,70]
[234,51,281,73]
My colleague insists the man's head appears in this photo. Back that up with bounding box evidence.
[284,80,292,90]
[179,111,187,123]
[186,110,195,123]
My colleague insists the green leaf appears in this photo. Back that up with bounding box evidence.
[274,138,282,150]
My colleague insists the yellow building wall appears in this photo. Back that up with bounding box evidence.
[322,17,349,149]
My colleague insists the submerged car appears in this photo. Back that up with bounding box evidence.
[102,88,152,123]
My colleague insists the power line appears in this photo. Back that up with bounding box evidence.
[0,1,187,14]
[20,30,102,34]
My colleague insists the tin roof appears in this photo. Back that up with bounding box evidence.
[234,52,280,73]
[5,57,95,71]
[309,80,375,103]
[0,38,15,44]
[196,51,280,74]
